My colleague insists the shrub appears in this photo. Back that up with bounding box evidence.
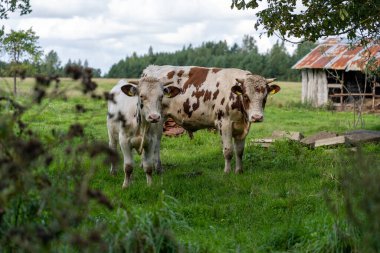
[337,147,380,252]
[0,69,187,252]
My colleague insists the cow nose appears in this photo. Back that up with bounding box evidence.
[251,115,263,122]
[148,114,161,123]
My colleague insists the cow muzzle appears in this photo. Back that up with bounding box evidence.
[148,113,161,123]
[250,114,263,122]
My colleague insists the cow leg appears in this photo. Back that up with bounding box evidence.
[119,133,133,188]
[221,123,233,173]
[233,137,245,174]
[154,128,163,174]
[107,121,118,175]
[142,147,154,186]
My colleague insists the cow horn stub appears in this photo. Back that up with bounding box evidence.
[266,78,276,84]
[235,78,245,85]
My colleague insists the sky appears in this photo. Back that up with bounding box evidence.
[2,0,298,75]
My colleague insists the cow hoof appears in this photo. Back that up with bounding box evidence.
[224,168,231,174]
[146,177,152,186]
[110,169,117,176]
[235,169,243,174]
[122,181,130,189]
[155,160,163,174]
[155,167,164,175]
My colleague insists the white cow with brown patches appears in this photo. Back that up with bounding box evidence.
[107,77,180,187]
[142,65,280,173]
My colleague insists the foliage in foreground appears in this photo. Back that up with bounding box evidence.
[0,71,185,252]
[1,74,380,252]
[336,147,380,253]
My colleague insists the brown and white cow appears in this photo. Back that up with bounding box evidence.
[142,65,280,173]
[107,77,181,187]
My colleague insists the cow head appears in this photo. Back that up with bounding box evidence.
[121,77,181,123]
[231,75,280,123]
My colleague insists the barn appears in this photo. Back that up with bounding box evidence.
[292,38,380,110]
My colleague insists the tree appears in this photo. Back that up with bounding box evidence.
[265,41,291,80]
[0,28,42,95]
[41,50,61,76]
[148,46,154,56]
[0,0,31,37]
[92,68,101,78]
[231,0,380,44]
[0,0,31,19]
[241,35,258,52]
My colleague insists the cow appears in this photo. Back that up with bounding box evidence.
[142,65,280,174]
[107,77,181,188]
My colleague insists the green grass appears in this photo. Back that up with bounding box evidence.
[2,77,380,252]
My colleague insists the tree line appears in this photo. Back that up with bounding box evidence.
[0,27,101,94]
[0,49,102,78]
[107,35,316,81]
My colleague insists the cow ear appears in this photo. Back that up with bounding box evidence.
[231,85,243,95]
[268,84,281,95]
[121,84,138,97]
[164,86,181,98]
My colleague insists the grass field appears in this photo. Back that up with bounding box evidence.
[1,77,380,252]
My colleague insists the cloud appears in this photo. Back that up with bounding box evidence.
[16,16,135,40]
[156,22,207,45]
[29,0,108,18]
[108,0,253,23]
[1,0,295,74]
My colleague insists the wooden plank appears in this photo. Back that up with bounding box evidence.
[318,70,328,106]
[341,72,344,107]
[301,70,308,103]
[250,138,275,148]
[329,93,373,97]
[300,131,338,146]
[327,84,343,88]
[252,142,272,148]
[271,130,304,141]
[251,138,275,143]
[314,136,348,148]
[344,130,380,144]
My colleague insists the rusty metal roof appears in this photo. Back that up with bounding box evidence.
[292,38,380,72]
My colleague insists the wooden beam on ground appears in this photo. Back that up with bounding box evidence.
[300,131,338,146]
[250,138,275,148]
[271,130,304,141]
[344,130,380,144]
[314,136,348,148]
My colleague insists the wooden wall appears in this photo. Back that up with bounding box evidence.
[301,69,328,106]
